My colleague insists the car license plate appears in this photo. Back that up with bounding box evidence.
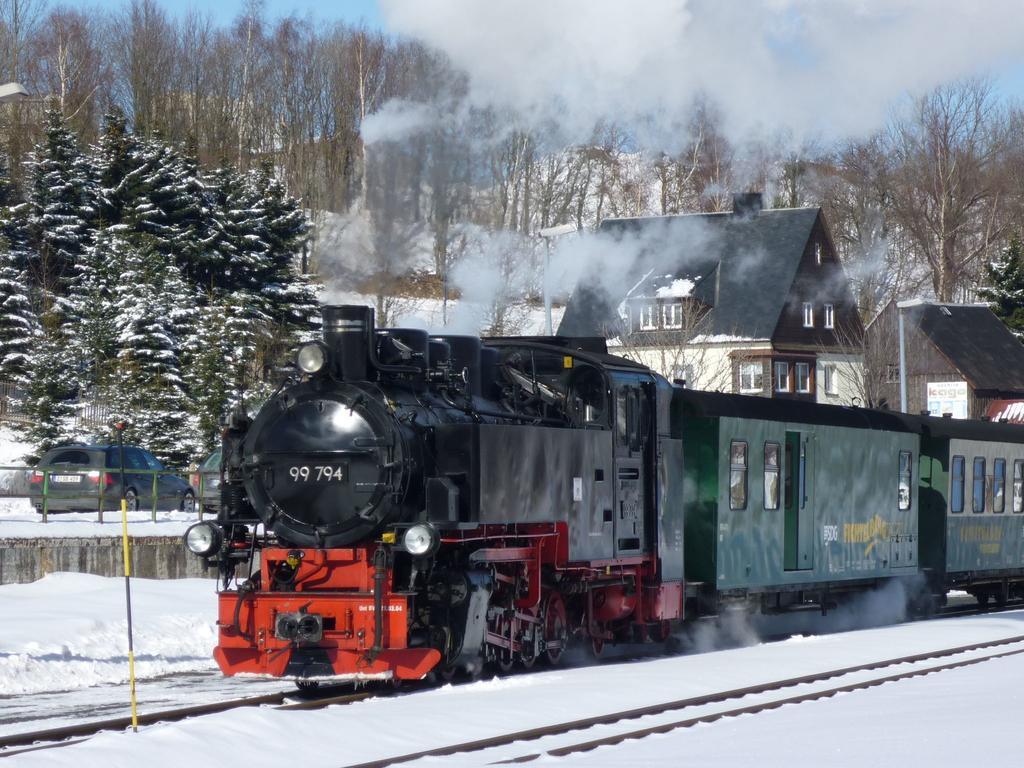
[52,474,82,483]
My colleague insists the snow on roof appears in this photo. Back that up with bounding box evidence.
[689,334,766,344]
[655,278,696,299]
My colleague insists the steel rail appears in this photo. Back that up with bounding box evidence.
[340,633,1024,768]
[0,686,375,757]
[500,643,1024,763]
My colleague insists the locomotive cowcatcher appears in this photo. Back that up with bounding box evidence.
[184,305,685,682]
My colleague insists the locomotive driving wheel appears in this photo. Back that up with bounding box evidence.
[494,614,515,673]
[542,592,568,665]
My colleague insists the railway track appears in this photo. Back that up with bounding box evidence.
[0,684,380,760]
[340,632,1024,767]
[1,600,1017,762]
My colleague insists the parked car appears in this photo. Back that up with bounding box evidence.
[190,448,221,516]
[31,444,195,514]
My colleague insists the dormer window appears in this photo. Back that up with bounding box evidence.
[815,243,823,264]
[639,303,657,330]
[802,302,814,328]
[663,302,683,329]
[824,303,834,329]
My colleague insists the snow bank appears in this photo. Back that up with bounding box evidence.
[0,424,31,466]
[0,573,217,695]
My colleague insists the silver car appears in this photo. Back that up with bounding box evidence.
[32,444,195,513]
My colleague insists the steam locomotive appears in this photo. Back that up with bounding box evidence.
[185,304,1024,683]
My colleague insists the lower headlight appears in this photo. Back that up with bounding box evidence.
[402,523,438,556]
[184,521,222,557]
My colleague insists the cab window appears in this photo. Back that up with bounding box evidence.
[730,441,748,510]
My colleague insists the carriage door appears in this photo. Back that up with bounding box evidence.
[783,431,814,571]
[613,377,649,557]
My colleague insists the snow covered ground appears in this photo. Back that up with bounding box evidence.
[3,573,1021,766]
[0,573,218,697]
[0,499,197,538]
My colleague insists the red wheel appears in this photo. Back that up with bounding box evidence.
[543,592,568,666]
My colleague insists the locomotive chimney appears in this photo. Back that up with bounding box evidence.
[322,305,373,382]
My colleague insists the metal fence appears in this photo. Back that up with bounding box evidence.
[0,465,220,524]
[0,381,112,429]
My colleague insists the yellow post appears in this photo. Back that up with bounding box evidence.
[116,422,139,733]
[121,494,138,732]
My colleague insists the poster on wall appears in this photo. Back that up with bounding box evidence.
[927,381,969,419]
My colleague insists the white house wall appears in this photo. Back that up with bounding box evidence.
[816,353,865,407]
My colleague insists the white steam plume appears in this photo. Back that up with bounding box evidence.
[381,0,1024,145]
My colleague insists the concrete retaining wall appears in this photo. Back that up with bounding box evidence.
[0,536,215,584]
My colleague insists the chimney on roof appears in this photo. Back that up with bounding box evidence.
[732,192,763,219]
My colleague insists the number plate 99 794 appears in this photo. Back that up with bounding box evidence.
[288,465,346,482]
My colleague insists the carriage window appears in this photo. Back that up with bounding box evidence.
[898,451,912,511]
[994,459,1006,513]
[764,442,780,510]
[972,457,986,513]
[730,441,748,510]
[951,456,965,513]
[1014,460,1024,513]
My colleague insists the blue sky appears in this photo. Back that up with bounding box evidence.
[149,0,382,27]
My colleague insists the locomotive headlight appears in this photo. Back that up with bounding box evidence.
[402,524,439,557]
[184,521,222,557]
[296,342,328,374]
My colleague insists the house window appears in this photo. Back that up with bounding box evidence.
[739,362,763,393]
[822,365,838,396]
[764,442,780,510]
[639,303,657,330]
[795,362,811,393]
[802,302,814,328]
[886,363,900,383]
[670,364,690,385]
[662,302,683,329]
[824,303,834,329]
[815,243,823,264]
[774,362,789,392]
[730,441,748,510]
[898,451,912,511]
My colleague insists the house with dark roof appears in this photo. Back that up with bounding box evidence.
[558,193,865,404]
[865,300,1024,418]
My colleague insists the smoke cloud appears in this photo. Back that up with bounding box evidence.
[381,0,1024,145]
